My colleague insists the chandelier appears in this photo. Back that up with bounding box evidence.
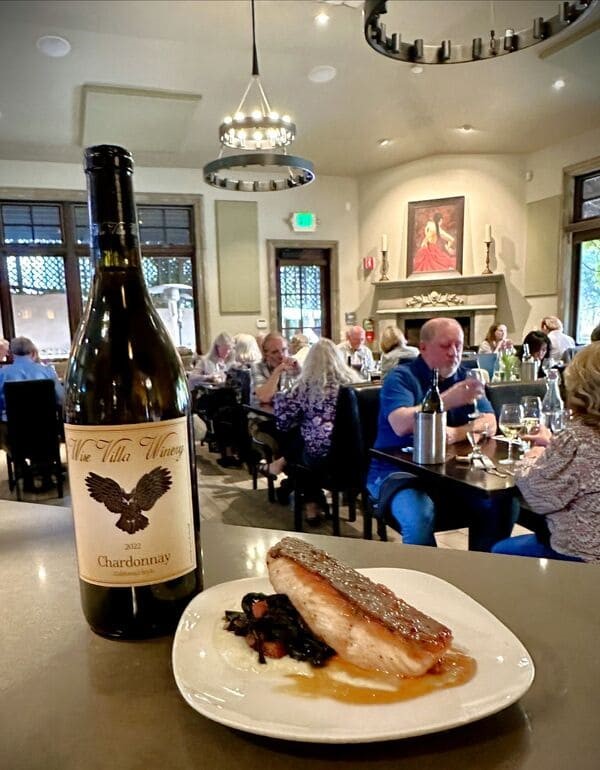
[364,0,598,65]
[203,0,314,192]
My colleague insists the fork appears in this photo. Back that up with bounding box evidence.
[474,457,509,478]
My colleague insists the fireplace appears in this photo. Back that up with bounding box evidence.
[372,273,503,349]
[404,316,472,347]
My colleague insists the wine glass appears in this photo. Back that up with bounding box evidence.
[520,396,542,450]
[498,403,524,465]
[466,421,489,463]
[466,368,486,418]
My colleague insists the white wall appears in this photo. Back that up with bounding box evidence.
[357,154,534,339]
[524,126,600,203]
[0,160,360,349]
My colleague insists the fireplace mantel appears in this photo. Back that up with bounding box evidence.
[372,273,503,346]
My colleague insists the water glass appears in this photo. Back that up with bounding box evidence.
[498,403,524,464]
[466,368,486,418]
[550,409,570,434]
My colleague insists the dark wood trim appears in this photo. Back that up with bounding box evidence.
[62,203,84,337]
[267,239,340,343]
[569,227,600,341]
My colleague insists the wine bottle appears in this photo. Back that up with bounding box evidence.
[64,144,202,639]
[421,368,443,413]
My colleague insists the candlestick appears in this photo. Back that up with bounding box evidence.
[484,224,492,242]
[379,249,390,281]
[381,233,388,252]
[482,241,493,274]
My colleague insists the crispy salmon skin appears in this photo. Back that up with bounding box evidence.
[267,537,452,677]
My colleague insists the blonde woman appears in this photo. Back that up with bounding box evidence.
[273,339,359,522]
[188,331,234,388]
[492,343,600,562]
[379,326,419,377]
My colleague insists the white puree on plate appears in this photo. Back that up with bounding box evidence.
[212,617,408,691]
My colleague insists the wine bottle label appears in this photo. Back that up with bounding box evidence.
[65,417,197,588]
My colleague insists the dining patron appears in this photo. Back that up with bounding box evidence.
[492,343,600,562]
[367,318,515,551]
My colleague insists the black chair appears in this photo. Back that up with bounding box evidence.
[291,382,381,536]
[191,384,238,453]
[346,384,471,541]
[485,381,547,420]
[4,379,64,500]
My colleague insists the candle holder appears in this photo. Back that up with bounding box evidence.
[482,240,493,275]
[379,249,390,281]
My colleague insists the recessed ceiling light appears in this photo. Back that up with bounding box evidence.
[308,65,337,83]
[553,78,566,90]
[378,138,392,147]
[411,65,424,75]
[315,12,330,26]
[459,124,474,133]
[36,35,71,58]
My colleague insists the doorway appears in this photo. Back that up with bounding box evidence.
[267,240,339,342]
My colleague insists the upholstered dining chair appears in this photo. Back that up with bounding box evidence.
[4,379,64,500]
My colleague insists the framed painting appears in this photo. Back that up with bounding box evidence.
[406,196,464,276]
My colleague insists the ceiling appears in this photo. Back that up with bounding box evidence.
[0,0,599,178]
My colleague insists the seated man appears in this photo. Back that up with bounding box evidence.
[249,332,301,485]
[367,318,512,551]
[337,325,374,379]
[0,335,65,454]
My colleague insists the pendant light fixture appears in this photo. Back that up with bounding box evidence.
[364,0,598,65]
[203,0,315,192]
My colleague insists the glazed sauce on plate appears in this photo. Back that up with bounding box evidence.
[280,649,476,704]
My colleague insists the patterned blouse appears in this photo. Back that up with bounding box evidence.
[515,420,600,562]
[273,383,339,460]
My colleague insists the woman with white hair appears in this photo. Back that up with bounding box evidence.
[188,331,234,388]
[232,333,262,366]
[273,338,358,523]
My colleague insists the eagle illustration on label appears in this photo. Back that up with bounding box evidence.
[85,466,172,534]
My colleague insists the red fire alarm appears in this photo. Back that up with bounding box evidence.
[363,256,374,271]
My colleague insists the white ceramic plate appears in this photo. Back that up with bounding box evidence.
[172,568,534,743]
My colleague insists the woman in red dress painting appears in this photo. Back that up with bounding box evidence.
[413,212,456,272]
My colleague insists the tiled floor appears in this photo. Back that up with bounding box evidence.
[0,444,531,549]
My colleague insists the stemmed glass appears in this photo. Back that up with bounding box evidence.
[466,368,486,419]
[466,421,489,463]
[498,403,524,465]
[520,396,542,451]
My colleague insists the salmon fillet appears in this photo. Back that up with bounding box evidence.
[267,537,452,677]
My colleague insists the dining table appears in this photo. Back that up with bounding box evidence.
[1,499,599,769]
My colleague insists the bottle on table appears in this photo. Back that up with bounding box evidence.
[414,368,446,464]
[64,144,202,640]
[421,368,443,413]
[541,369,565,430]
[520,343,538,383]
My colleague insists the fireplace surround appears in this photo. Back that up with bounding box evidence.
[372,273,503,348]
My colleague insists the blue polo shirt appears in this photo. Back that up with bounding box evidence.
[368,356,494,483]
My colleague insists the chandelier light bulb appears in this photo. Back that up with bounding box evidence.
[234,112,245,121]
[269,111,279,120]
[223,115,233,124]
[251,109,262,120]
[282,114,291,123]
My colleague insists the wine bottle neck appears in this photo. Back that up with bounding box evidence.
[86,167,142,269]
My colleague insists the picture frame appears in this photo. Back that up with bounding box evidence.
[406,196,464,276]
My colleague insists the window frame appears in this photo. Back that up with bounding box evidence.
[0,188,207,355]
[560,157,600,341]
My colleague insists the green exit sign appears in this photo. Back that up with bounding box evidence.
[291,211,317,232]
